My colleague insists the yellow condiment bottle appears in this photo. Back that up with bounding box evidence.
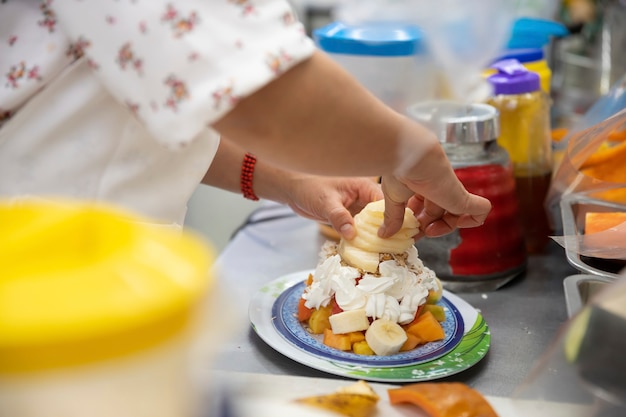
[487,59,553,254]
[0,199,216,417]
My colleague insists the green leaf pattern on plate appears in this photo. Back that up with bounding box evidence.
[261,278,292,298]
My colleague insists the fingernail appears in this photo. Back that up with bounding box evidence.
[340,224,355,239]
[377,225,387,238]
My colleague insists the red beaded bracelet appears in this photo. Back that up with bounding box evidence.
[240,152,259,201]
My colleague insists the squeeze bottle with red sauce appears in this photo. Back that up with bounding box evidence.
[487,59,553,254]
[407,101,526,292]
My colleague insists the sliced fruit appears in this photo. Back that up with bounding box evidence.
[584,212,626,235]
[405,311,445,342]
[295,380,379,417]
[422,304,446,322]
[330,297,343,315]
[298,297,313,322]
[579,138,626,202]
[426,278,443,304]
[323,328,352,351]
[308,305,332,334]
[388,382,498,417]
[352,340,375,355]
[399,332,422,352]
[346,331,366,344]
[338,200,420,272]
[329,308,370,334]
[365,319,408,356]
[338,242,380,273]
[581,139,626,170]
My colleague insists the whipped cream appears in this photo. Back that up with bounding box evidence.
[303,241,437,325]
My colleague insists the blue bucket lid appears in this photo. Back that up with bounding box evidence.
[313,21,424,57]
[507,17,568,49]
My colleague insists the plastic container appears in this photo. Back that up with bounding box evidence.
[491,17,567,96]
[407,101,527,293]
[506,17,568,50]
[313,21,437,112]
[0,200,217,417]
[487,59,553,255]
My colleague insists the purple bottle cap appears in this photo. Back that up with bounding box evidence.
[487,59,540,95]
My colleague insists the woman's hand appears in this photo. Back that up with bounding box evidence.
[378,121,492,240]
[284,175,383,240]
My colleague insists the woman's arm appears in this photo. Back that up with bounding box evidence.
[202,137,383,239]
[212,50,418,177]
[212,51,491,238]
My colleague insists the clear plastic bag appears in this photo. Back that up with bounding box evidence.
[553,73,626,169]
[333,0,517,102]
[546,107,626,263]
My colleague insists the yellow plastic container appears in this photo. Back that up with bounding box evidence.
[0,199,216,417]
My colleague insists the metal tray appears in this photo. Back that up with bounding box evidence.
[563,274,615,317]
[559,193,625,280]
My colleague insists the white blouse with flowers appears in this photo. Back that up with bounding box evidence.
[0,0,315,226]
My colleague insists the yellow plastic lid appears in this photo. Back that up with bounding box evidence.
[0,199,215,373]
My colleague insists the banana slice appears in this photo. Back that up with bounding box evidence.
[337,242,380,273]
[365,319,408,356]
[329,309,370,334]
[338,200,419,272]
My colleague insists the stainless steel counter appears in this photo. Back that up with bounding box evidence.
[211,202,579,398]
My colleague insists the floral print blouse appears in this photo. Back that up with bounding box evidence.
[0,0,315,225]
[1,0,314,145]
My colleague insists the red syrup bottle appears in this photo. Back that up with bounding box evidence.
[407,101,526,292]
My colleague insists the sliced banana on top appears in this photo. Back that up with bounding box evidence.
[337,242,381,274]
[338,200,419,272]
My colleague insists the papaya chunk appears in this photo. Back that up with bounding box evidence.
[346,331,366,344]
[399,332,422,352]
[584,212,626,235]
[323,328,352,351]
[404,311,445,342]
[388,382,498,417]
[298,297,313,322]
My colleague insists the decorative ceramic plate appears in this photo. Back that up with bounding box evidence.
[272,280,464,367]
[250,270,491,382]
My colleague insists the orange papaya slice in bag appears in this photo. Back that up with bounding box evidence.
[584,212,626,234]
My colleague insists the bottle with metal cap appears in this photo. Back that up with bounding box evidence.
[407,101,527,292]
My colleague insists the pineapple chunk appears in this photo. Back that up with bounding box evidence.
[353,340,375,356]
[308,305,332,334]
